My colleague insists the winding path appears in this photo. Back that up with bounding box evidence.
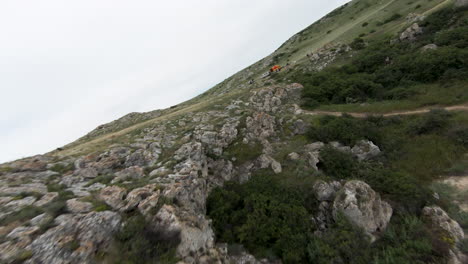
[298,104,468,118]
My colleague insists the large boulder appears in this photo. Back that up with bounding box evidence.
[333,180,392,239]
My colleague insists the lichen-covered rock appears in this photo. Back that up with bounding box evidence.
[351,140,381,161]
[422,206,464,243]
[112,166,144,183]
[333,180,392,238]
[255,154,282,174]
[153,205,214,261]
[27,211,121,264]
[121,185,161,215]
[30,213,54,227]
[0,183,48,196]
[66,198,93,214]
[455,0,468,7]
[313,180,341,201]
[98,186,127,210]
[34,192,59,207]
[400,23,423,41]
[288,152,300,160]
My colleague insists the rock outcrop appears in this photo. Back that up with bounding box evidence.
[333,180,393,239]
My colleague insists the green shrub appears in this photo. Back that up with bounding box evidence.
[307,213,371,264]
[0,206,43,226]
[407,109,452,135]
[49,163,74,174]
[112,213,180,263]
[459,238,468,254]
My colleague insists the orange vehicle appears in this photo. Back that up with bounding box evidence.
[270,65,281,72]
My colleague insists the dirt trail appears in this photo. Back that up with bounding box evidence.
[299,104,468,118]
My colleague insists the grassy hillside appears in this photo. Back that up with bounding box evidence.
[53,0,456,160]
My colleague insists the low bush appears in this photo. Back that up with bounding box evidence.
[207,175,313,262]
[318,146,358,179]
[112,213,180,264]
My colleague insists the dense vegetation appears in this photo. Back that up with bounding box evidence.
[208,108,468,263]
[296,7,468,108]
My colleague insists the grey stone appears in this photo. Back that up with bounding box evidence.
[333,180,392,239]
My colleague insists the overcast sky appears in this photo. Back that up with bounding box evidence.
[0,0,349,163]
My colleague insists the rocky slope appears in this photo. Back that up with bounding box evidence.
[1,0,467,263]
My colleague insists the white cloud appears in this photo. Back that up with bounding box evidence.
[0,0,349,162]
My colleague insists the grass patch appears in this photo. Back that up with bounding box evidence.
[223,140,263,165]
[0,206,44,226]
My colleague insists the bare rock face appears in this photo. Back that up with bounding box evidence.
[422,206,464,243]
[333,180,392,239]
[27,211,121,264]
[400,23,423,41]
